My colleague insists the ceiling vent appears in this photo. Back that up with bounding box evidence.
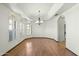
[54,13,59,16]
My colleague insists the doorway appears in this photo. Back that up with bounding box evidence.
[57,15,66,47]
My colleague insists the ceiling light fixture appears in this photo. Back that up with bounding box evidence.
[35,10,44,25]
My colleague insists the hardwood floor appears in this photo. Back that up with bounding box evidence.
[3,38,76,56]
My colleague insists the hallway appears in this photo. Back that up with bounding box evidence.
[4,38,76,56]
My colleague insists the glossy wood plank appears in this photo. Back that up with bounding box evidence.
[3,38,76,56]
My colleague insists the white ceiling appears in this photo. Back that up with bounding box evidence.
[3,3,76,21]
[16,3,53,20]
[56,3,76,15]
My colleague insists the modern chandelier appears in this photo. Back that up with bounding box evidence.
[35,10,44,25]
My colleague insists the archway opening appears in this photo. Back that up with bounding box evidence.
[57,15,66,47]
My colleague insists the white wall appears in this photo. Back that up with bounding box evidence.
[48,4,79,55]
[31,22,46,37]
[0,4,9,55]
[44,18,58,40]
[62,4,79,55]
[31,17,58,41]
[0,4,27,55]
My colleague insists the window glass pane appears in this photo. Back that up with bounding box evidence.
[26,24,30,29]
[9,19,13,25]
[9,25,13,30]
